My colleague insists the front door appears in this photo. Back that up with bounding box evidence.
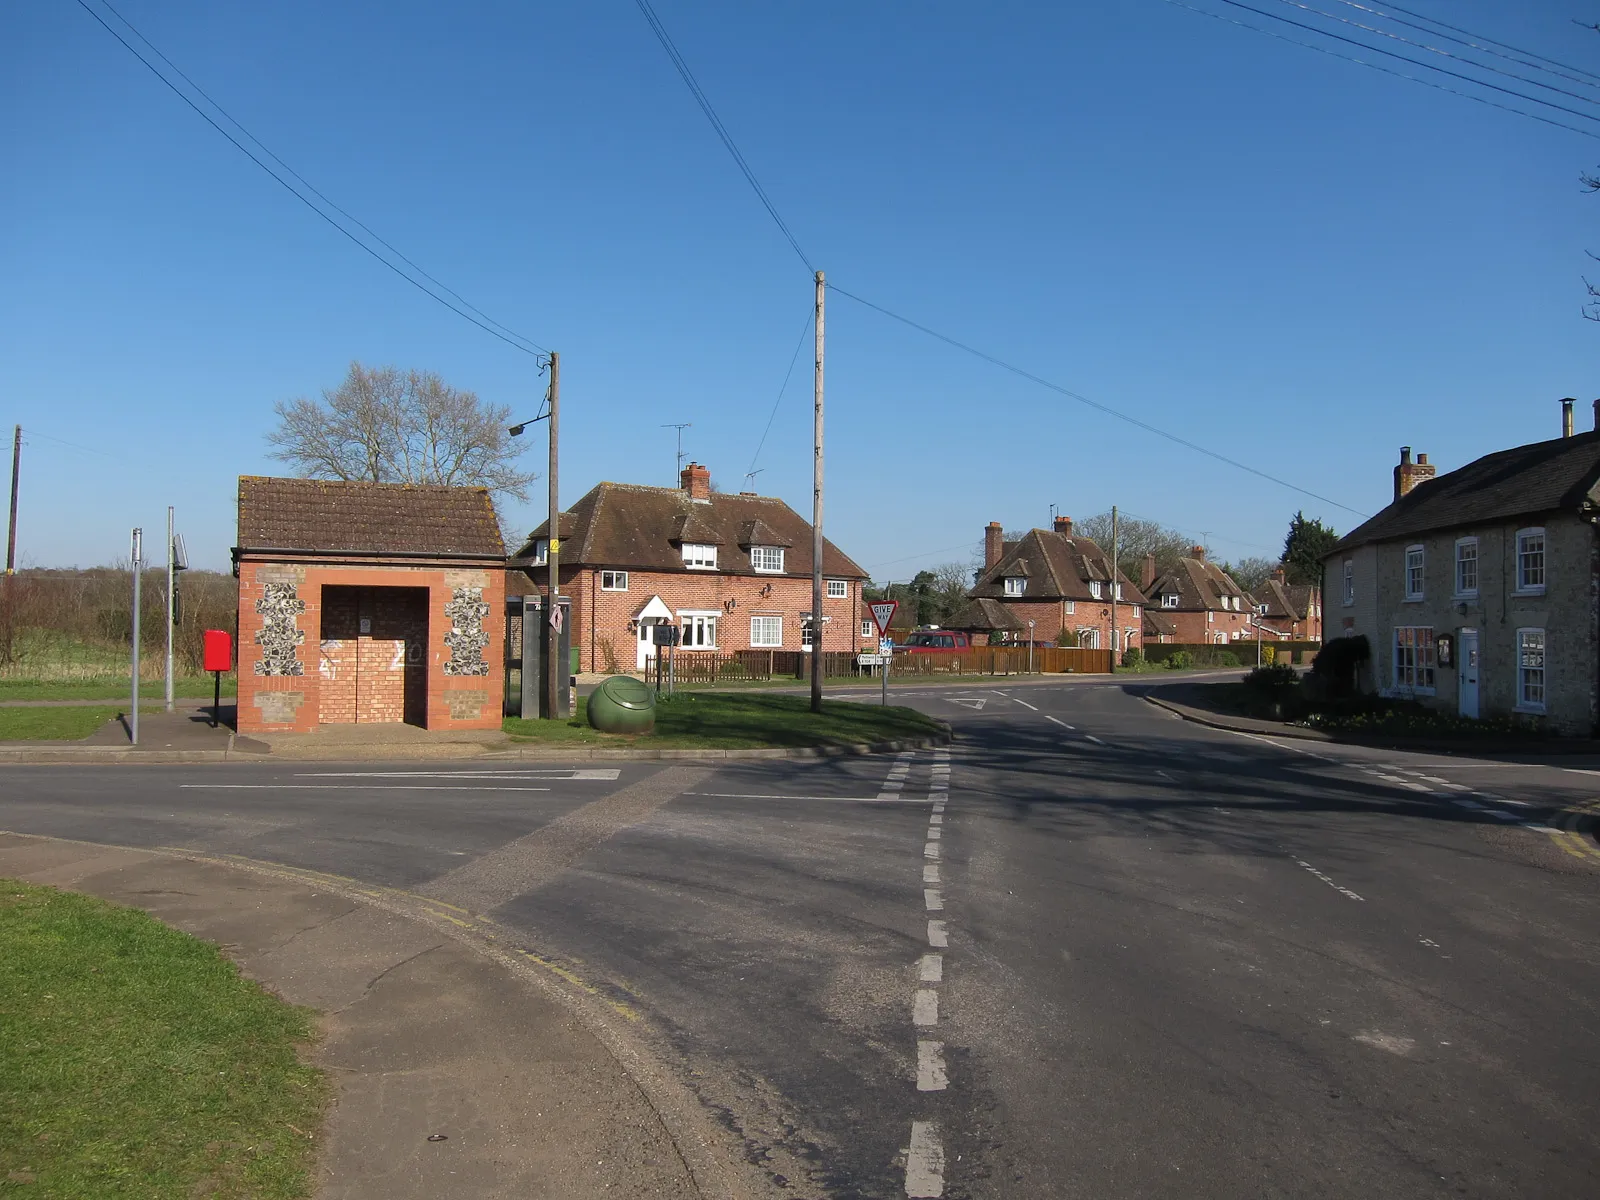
[1458,629,1480,719]
[637,619,658,671]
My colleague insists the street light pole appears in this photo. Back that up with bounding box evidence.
[130,528,142,746]
[810,270,825,715]
[545,352,561,720]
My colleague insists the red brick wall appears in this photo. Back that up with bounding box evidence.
[520,569,866,672]
[237,559,504,734]
[1160,607,1255,645]
[987,598,1145,652]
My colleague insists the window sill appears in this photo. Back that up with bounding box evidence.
[1451,592,1478,602]
[1403,595,1424,603]
[1513,704,1546,715]
[752,568,785,575]
[683,565,718,571]
[1511,588,1546,598]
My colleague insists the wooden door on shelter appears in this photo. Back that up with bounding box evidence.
[318,586,429,725]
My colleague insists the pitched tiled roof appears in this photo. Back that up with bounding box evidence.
[237,476,504,557]
[969,529,1144,603]
[1143,610,1179,638]
[519,482,868,579]
[1145,556,1247,614]
[1331,430,1600,554]
[950,597,1025,631]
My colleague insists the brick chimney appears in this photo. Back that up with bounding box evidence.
[680,462,711,500]
[1393,446,1435,501]
[1140,553,1157,591]
[1271,565,1287,583]
[1563,397,1576,438]
[1190,545,1206,561]
[1053,515,1073,536]
[984,521,1004,569]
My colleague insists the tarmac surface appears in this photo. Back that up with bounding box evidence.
[3,677,1598,1197]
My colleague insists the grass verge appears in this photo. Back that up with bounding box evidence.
[0,881,327,1198]
[0,677,238,703]
[505,691,944,749]
[0,706,169,742]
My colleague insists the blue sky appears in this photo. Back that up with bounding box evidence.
[2,0,1596,576]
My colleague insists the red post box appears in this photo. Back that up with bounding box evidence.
[203,630,233,673]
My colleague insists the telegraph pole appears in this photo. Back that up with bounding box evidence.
[165,507,175,712]
[1109,505,1119,670]
[130,527,142,746]
[811,271,825,714]
[544,352,561,720]
[3,425,19,664]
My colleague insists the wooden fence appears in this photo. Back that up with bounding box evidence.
[625,645,1113,682]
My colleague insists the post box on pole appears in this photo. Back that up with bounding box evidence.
[203,629,233,728]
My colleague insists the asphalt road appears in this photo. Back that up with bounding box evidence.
[2,679,1597,1198]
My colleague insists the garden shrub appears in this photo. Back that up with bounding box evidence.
[1311,635,1371,698]
[1165,650,1193,670]
[1121,647,1144,669]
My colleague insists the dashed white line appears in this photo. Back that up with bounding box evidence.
[916,1041,948,1092]
[919,954,944,983]
[1044,715,1070,728]
[1293,857,1365,902]
[924,842,941,860]
[924,865,941,884]
[905,1121,945,1197]
[929,814,943,826]
[924,889,944,911]
[913,989,940,1027]
[1084,735,1105,745]
[927,920,949,947]
[927,828,942,840]
[1013,699,1039,711]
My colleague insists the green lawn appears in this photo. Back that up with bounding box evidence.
[505,691,945,749]
[0,881,327,1198]
[0,677,237,703]
[0,706,165,742]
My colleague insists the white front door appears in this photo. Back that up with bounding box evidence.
[1459,629,1480,719]
[637,620,658,670]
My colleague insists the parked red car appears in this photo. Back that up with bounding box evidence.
[896,630,973,653]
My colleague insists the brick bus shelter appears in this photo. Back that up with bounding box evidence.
[233,476,507,736]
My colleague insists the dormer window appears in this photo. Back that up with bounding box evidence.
[1161,594,1179,609]
[530,540,548,565]
[1089,581,1103,599]
[682,543,718,570]
[1114,583,1123,600]
[751,546,784,573]
[1004,577,1025,596]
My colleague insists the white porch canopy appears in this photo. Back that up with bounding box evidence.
[634,595,674,622]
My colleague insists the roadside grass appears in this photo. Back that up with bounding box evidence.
[0,677,238,703]
[505,691,944,748]
[0,706,162,741]
[0,881,327,1198]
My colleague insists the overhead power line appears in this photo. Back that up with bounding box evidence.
[630,0,815,273]
[1329,0,1600,90]
[1157,0,1600,140]
[746,306,815,477]
[1267,0,1600,108]
[828,284,1368,518]
[74,0,548,356]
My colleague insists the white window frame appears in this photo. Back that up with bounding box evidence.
[600,570,628,592]
[1515,528,1546,594]
[1088,581,1103,599]
[1393,626,1436,695]
[861,619,875,639]
[1342,559,1354,607]
[1115,583,1124,600]
[530,539,548,565]
[751,545,784,574]
[800,615,816,649]
[750,615,783,648]
[682,543,718,570]
[1516,627,1546,713]
[826,578,848,599]
[1063,600,1076,615]
[678,610,718,649]
[1077,627,1100,649]
[1404,544,1425,602]
[1161,594,1179,609]
[1004,576,1025,596]
[1453,538,1478,598]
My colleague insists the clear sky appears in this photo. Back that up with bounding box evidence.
[2,0,1595,577]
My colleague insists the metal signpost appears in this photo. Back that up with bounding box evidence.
[869,600,899,706]
[1028,619,1036,675]
[129,528,142,746]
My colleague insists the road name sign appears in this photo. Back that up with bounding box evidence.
[869,601,899,637]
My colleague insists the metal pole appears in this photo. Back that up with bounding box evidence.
[811,270,825,714]
[544,352,561,719]
[1109,505,1119,670]
[130,528,142,746]
[165,506,175,713]
[1029,620,1035,675]
[3,425,19,665]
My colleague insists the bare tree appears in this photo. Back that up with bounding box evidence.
[268,362,537,504]
[1222,556,1279,594]
[1075,511,1193,581]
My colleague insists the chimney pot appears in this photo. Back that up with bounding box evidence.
[1399,446,1412,465]
[984,521,1004,569]
[1394,446,1436,501]
[1191,545,1206,560]
[1563,397,1576,439]
[680,462,711,499]
[1053,515,1073,536]
[1416,453,1428,465]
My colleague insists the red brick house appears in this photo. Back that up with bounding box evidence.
[233,477,506,735]
[513,464,869,673]
[1141,547,1256,644]
[963,517,1145,651]
[1252,569,1323,642]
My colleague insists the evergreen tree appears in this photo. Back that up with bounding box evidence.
[1281,512,1339,586]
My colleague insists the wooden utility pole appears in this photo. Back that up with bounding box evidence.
[545,352,562,720]
[811,271,825,714]
[1109,505,1119,670]
[3,425,18,664]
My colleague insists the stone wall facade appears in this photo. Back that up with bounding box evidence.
[237,559,505,734]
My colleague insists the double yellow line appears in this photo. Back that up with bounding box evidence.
[1548,799,1600,864]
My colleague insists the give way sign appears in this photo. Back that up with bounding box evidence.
[869,600,899,637]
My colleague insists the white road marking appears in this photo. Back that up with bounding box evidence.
[905,1121,945,1197]
[924,842,941,860]
[924,889,944,911]
[1293,858,1365,901]
[947,697,987,710]
[1013,699,1039,711]
[1084,735,1105,745]
[1442,782,1472,791]
[916,1041,948,1092]
[1525,822,1562,833]
[929,814,943,825]
[179,784,552,792]
[686,792,928,803]
[1044,714,1071,728]
[913,989,939,1026]
[924,864,940,883]
[882,781,904,790]
[919,954,944,983]
[932,803,946,814]
[927,920,948,947]
[1419,775,1451,785]
[295,768,621,780]
[927,829,941,840]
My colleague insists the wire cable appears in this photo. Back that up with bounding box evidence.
[746,307,815,477]
[630,0,815,273]
[1156,0,1600,140]
[1329,0,1600,90]
[72,0,549,356]
[828,284,1368,518]
[1265,0,1600,108]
